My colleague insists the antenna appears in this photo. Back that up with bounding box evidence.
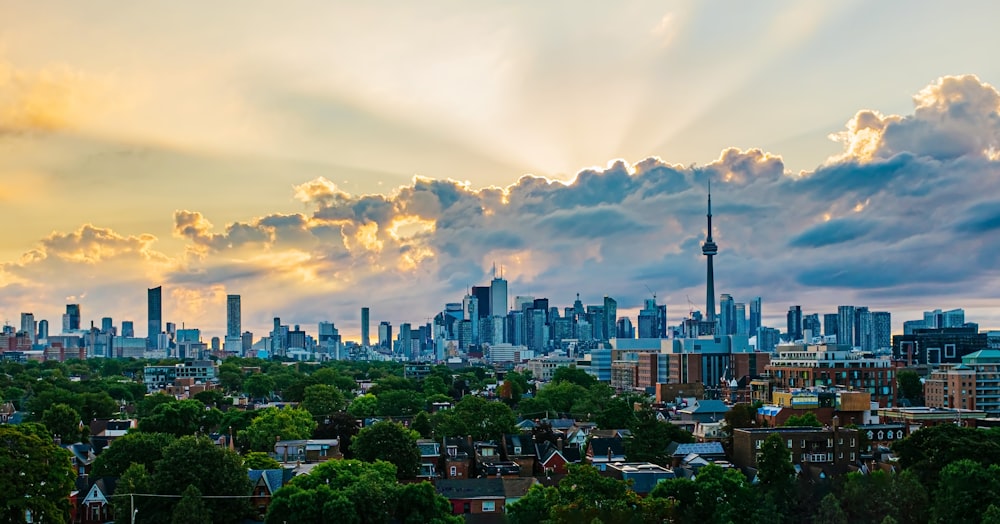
[645,285,657,301]
[686,295,695,316]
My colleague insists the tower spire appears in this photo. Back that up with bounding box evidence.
[701,177,718,324]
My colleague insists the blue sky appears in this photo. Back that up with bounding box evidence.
[2,2,999,339]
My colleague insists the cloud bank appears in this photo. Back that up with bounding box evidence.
[3,75,1000,336]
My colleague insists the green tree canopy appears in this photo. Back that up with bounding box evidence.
[650,463,755,524]
[551,366,597,388]
[243,373,276,400]
[782,412,823,427]
[896,370,923,404]
[243,451,282,470]
[0,425,75,523]
[265,459,461,524]
[92,431,177,477]
[626,408,694,465]
[432,395,516,441]
[172,485,212,524]
[238,407,317,452]
[931,459,1000,524]
[301,384,346,418]
[138,436,251,524]
[347,393,378,419]
[892,424,1000,492]
[138,398,223,437]
[42,402,86,442]
[351,420,420,480]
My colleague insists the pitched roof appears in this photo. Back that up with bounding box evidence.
[435,478,506,499]
[679,400,730,414]
[501,478,537,498]
[671,442,725,457]
[248,469,288,495]
[588,437,625,459]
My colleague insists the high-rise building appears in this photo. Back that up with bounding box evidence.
[379,321,392,349]
[872,311,891,350]
[802,313,821,340]
[719,294,735,336]
[638,299,658,339]
[603,296,617,341]
[360,307,370,347]
[749,297,762,335]
[837,306,855,347]
[65,304,81,332]
[463,294,479,346]
[823,314,839,338]
[702,182,719,324]
[855,307,872,351]
[490,273,508,318]
[101,317,114,334]
[226,295,241,339]
[121,320,134,338]
[399,323,413,359]
[787,306,803,341]
[20,313,35,344]
[37,319,49,340]
[472,286,491,319]
[735,303,748,336]
[147,287,162,347]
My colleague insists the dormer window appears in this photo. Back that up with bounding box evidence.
[447,446,457,457]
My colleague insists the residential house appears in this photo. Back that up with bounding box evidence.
[248,469,293,521]
[64,443,97,478]
[586,436,626,471]
[501,434,536,477]
[667,442,727,468]
[603,462,676,495]
[435,478,506,518]
[535,441,577,476]
[417,439,441,480]
[273,438,342,464]
[89,419,136,453]
[501,477,537,507]
[74,477,116,524]
[443,437,475,479]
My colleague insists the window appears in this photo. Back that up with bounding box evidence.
[755,440,763,449]
[787,439,793,449]
[450,466,457,477]
[850,452,856,461]
[482,501,496,512]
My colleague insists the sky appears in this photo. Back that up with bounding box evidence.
[2,1,1000,341]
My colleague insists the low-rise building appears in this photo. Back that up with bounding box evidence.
[732,426,861,476]
[924,349,1000,415]
[765,342,896,407]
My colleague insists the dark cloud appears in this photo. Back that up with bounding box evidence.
[789,219,871,248]
[954,201,1000,234]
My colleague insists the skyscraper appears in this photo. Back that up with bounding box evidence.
[379,321,392,349]
[361,307,370,347]
[20,313,35,344]
[227,295,241,339]
[719,294,735,335]
[735,303,747,336]
[855,306,872,350]
[702,181,718,323]
[37,319,49,340]
[803,313,820,339]
[147,286,162,347]
[490,269,508,317]
[823,313,838,338]
[872,311,891,350]
[472,286,491,318]
[787,305,803,341]
[603,296,617,340]
[837,306,855,346]
[749,297,762,335]
[65,304,81,332]
[121,320,134,338]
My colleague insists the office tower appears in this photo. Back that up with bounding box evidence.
[379,321,392,349]
[638,307,657,338]
[147,286,162,347]
[872,311,891,350]
[226,295,241,338]
[803,313,820,339]
[514,296,535,312]
[735,303,748,336]
[702,182,719,323]
[587,305,606,342]
[211,337,220,351]
[37,319,49,340]
[242,332,253,352]
[490,272,508,317]
[837,306,855,346]
[749,297,762,335]
[20,313,35,344]
[573,293,585,318]
[507,310,525,346]
[101,317,113,334]
[787,306,803,341]
[121,320,134,338]
[603,296,617,341]
[855,307,872,350]
[472,286,491,318]
[527,309,546,351]
[616,318,634,339]
[399,323,413,359]
[65,304,81,331]
[823,314,838,338]
[719,294,735,335]
[361,307,370,347]
[463,294,479,345]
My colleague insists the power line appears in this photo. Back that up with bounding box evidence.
[111,493,254,499]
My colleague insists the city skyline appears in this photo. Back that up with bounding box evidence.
[2,4,1000,338]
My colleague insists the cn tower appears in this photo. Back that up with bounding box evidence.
[702,180,718,323]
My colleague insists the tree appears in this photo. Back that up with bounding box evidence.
[239,407,317,452]
[508,484,559,524]
[897,370,923,404]
[313,412,360,458]
[347,393,378,419]
[892,424,1000,492]
[436,395,516,441]
[300,384,346,418]
[266,460,461,524]
[534,380,589,415]
[139,398,223,437]
[594,397,637,429]
[92,431,177,477]
[0,425,75,523]
[243,452,282,470]
[194,389,226,409]
[42,402,86,442]
[813,493,848,524]
[421,375,449,397]
[626,408,693,465]
[551,366,597,388]
[78,391,119,420]
[172,485,212,524]
[931,459,1000,524]
[144,436,252,524]
[783,412,823,427]
[351,420,420,479]
[982,505,1000,524]
[111,463,152,524]
[136,392,177,419]
[756,433,797,521]
[243,373,275,400]
[650,463,754,524]
[412,411,432,438]
[376,389,425,416]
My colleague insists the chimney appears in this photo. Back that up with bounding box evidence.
[557,436,563,452]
